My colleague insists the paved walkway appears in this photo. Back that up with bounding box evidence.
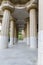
[0,41,38,65]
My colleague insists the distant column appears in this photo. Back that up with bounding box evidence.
[10,18,14,45]
[27,21,30,46]
[14,22,17,44]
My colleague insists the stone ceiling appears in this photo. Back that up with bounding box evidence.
[10,0,30,4]
[0,0,31,5]
[0,0,38,30]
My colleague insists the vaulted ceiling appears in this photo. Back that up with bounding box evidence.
[0,0,30,5]
[0,0,38,30]
[10,0,30,4]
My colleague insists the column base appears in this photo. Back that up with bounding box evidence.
[30,37,38,48]
[0,36,8,49]
[10,37,14,45]
[23,38,27,43]
[23,37,30,46]
[27,37,30,46]
[38,31,43,65]
[14,38,17,44]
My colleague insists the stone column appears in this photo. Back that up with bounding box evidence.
[22,29,25,42]
[38,0,43,65]
[10,18,14,45]
[0,10,10,49]
[0,0,14,49]
[30,8,37,48]
[23,29,25,41]
[16,27,18,42]
[14,22,17,44]
[27,21,30,46]
[24,25,27,43]
[0,22,2,35]
[22,30,25,39]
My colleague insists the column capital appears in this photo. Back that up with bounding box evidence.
[28,4,37,11]
[25,0,38,12]
[28,4,37,12]
[1,0,14,12]
[10,16,16,22]
[25,17,29,23]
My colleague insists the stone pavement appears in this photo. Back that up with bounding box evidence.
[0,41,38,65]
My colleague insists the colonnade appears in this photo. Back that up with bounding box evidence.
[0,0,43,65]
[23,4,38,48]
[0,0,38,49]
[0,1,18,49]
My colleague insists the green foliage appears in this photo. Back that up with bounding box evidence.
[18,35,23,40]
[18,31,23,40]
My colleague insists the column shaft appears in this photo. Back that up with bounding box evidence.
[10,20,14,45]
[30,9,37,48]
[0,22,2,35]
[22,30,25,39]
[14,23,17,44]
[0,10,10,49]
[27,21,30,46]
[24,25,27,43]
[38,0,43,65]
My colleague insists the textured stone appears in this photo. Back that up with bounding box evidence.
[0,41,37,65]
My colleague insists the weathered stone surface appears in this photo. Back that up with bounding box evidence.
[0,41,37,65]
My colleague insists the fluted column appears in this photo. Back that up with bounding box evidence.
[0,0,14,49]
[30,9,37,48]
[10,18,14,45]
[0,10,10,49]
[27,21,30,46]
[16,27,18,42]
[0,22,2,34]
[14,22,17,44]
[23,29,25,41]
[24,25,27,43]
[38,0,43,65]
[22,30,25,39]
